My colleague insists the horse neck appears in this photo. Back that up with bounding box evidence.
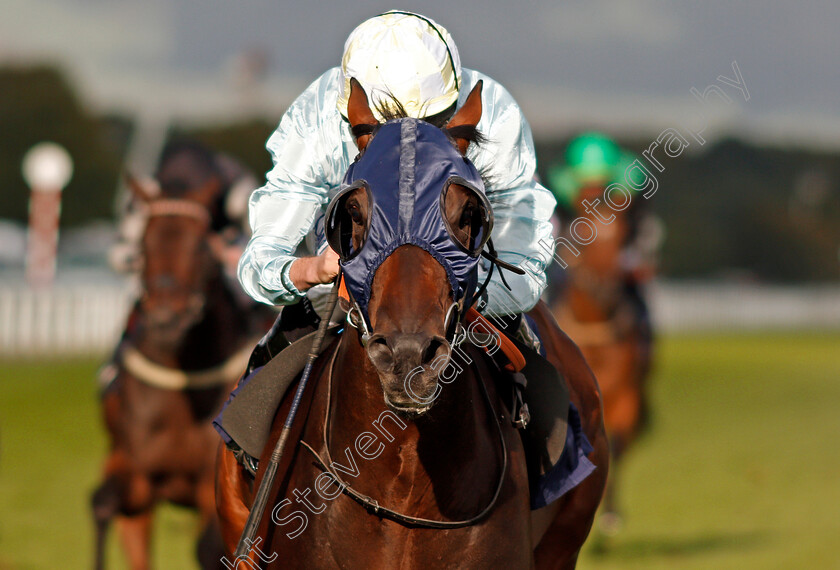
[135,268,248,369]
[186,270,249,355]
[325,335,503,519]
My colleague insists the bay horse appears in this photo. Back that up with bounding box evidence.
[92,146,259,569]
[551,185,653,533]
[216,80,608,568]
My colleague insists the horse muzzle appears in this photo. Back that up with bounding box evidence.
[366,332,452,415]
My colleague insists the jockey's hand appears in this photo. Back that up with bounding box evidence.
[290,247,340,292]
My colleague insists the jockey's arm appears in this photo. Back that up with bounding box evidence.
[239,68,556,314]
[464,70,556,316]
[237,71,348,306]
[238,190,323,306]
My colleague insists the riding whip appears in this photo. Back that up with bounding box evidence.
[233,271,343,558]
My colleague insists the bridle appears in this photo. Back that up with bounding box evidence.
[146,198,212,225]
[300,332,508,529]
[345,289,465,349]
[140,198,214,328]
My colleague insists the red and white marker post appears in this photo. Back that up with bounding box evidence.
[22,143,73,288]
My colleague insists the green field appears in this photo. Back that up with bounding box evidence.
[1,333,838,569]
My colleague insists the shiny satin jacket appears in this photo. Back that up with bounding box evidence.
[238,67,556,315]
[328,118,490,326]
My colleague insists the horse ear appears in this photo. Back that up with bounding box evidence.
[445,80,483,155]
[125,171,156,203]
[347,78,378,151]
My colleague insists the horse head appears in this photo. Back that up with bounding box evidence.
[327,78,490,416]
[128,170,223,348]
[565,183,631,317]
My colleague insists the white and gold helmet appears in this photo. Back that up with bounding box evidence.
[336,11,462,121]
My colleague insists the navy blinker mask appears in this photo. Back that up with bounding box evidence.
[326,118,492,328]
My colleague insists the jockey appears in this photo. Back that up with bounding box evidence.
[217,14,604,496]
[110,141,259,282]
[238,11,555,333]
[546,132,664,332]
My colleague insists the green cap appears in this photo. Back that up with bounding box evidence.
[547,132,624,208]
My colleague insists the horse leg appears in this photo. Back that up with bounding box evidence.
[113,471,154,570]
[196,468,227,569]
[92,445,136,570]
[598,435,625,536]
[116,511,153,570]
[533,432,610,569]
[597,341,642,535]
[599,416,634,535]
[634,329,654,434]
[91,474,120,570]
[215,441,253,554]
[528,302,610,568]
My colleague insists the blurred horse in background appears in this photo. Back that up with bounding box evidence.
[92,143,261,569]
[551,185,654,534]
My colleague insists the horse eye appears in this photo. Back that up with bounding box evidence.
[459,205,474,228]
[346,201,363,224]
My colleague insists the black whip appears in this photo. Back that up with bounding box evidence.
[232,272,342,558]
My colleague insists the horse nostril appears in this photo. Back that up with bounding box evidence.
[367,335,395,372]
[422,337,447,366]
[367,334,451,373]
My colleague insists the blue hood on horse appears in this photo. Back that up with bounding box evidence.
[326,118,492,327]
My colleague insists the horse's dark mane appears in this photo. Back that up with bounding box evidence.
[444,124,486,147]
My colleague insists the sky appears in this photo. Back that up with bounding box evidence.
[2,0,839,146]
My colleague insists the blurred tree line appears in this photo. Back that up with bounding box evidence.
[1,65,838,282]
[537,137,840,282]
[0,66,125,226]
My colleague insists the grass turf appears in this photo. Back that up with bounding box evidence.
[0,332,837,569]
[0,359,196,570]
[578,332,840,569]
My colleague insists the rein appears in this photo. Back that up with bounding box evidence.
[300,336,509,529]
